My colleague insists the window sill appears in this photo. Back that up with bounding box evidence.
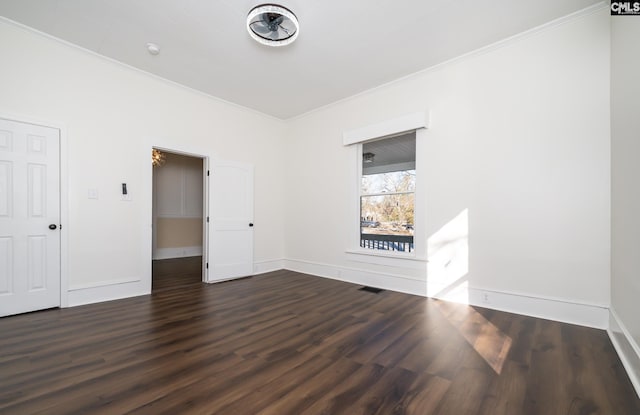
[345,249,427,269]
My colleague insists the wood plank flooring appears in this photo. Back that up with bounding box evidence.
[1,257,639,414]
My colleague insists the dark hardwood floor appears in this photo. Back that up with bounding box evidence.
[1,257,639,414]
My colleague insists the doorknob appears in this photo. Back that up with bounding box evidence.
[49,224,57,230]
[249,223,254,227]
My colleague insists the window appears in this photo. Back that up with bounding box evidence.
[360,132,415,253]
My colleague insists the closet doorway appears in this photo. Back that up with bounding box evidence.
[151,149,208,291]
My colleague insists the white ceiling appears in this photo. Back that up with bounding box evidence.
[0,0,601,119]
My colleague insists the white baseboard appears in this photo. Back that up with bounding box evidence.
[466,288,608,329]
[608,308,640,398]
[67,278,149,307]
[63,257,609,330]
[283,258,608,329]
[65,257,282,308]
[284,259,426,296]
[153,246,202,260]
[253,259,285,275]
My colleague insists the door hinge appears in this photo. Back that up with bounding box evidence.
[60,224,63,230]
[207,170,210,176]
[206,216,209,223]
[206,262,209,269]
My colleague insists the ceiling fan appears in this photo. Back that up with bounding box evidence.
[247,4,299,47]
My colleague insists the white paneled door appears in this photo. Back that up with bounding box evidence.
[0,118,60,317]
[210,160,253,282]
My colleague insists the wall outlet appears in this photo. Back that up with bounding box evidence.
[481,291,491,304]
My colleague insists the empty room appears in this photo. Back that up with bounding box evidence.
[1,1,639,414]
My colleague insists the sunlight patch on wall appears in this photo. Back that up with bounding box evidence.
[427,209,469,303]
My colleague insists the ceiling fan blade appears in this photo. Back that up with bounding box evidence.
[249,20,272,35]
[278,25,291,36]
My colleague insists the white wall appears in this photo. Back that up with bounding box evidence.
[0,19,287,305]
[610,15,640,394]
[285,8,610,327]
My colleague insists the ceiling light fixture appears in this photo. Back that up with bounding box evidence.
[246,4,299,47]
[152,149,166,167]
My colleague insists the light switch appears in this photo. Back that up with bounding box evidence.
[121,182,132,201]
[88,188,99,199]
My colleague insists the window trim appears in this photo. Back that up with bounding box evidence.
[343,113,428,261]
[345,248,428,269]
[342,112,429,145]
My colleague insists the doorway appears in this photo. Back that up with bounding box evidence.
[151,149,208,291]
